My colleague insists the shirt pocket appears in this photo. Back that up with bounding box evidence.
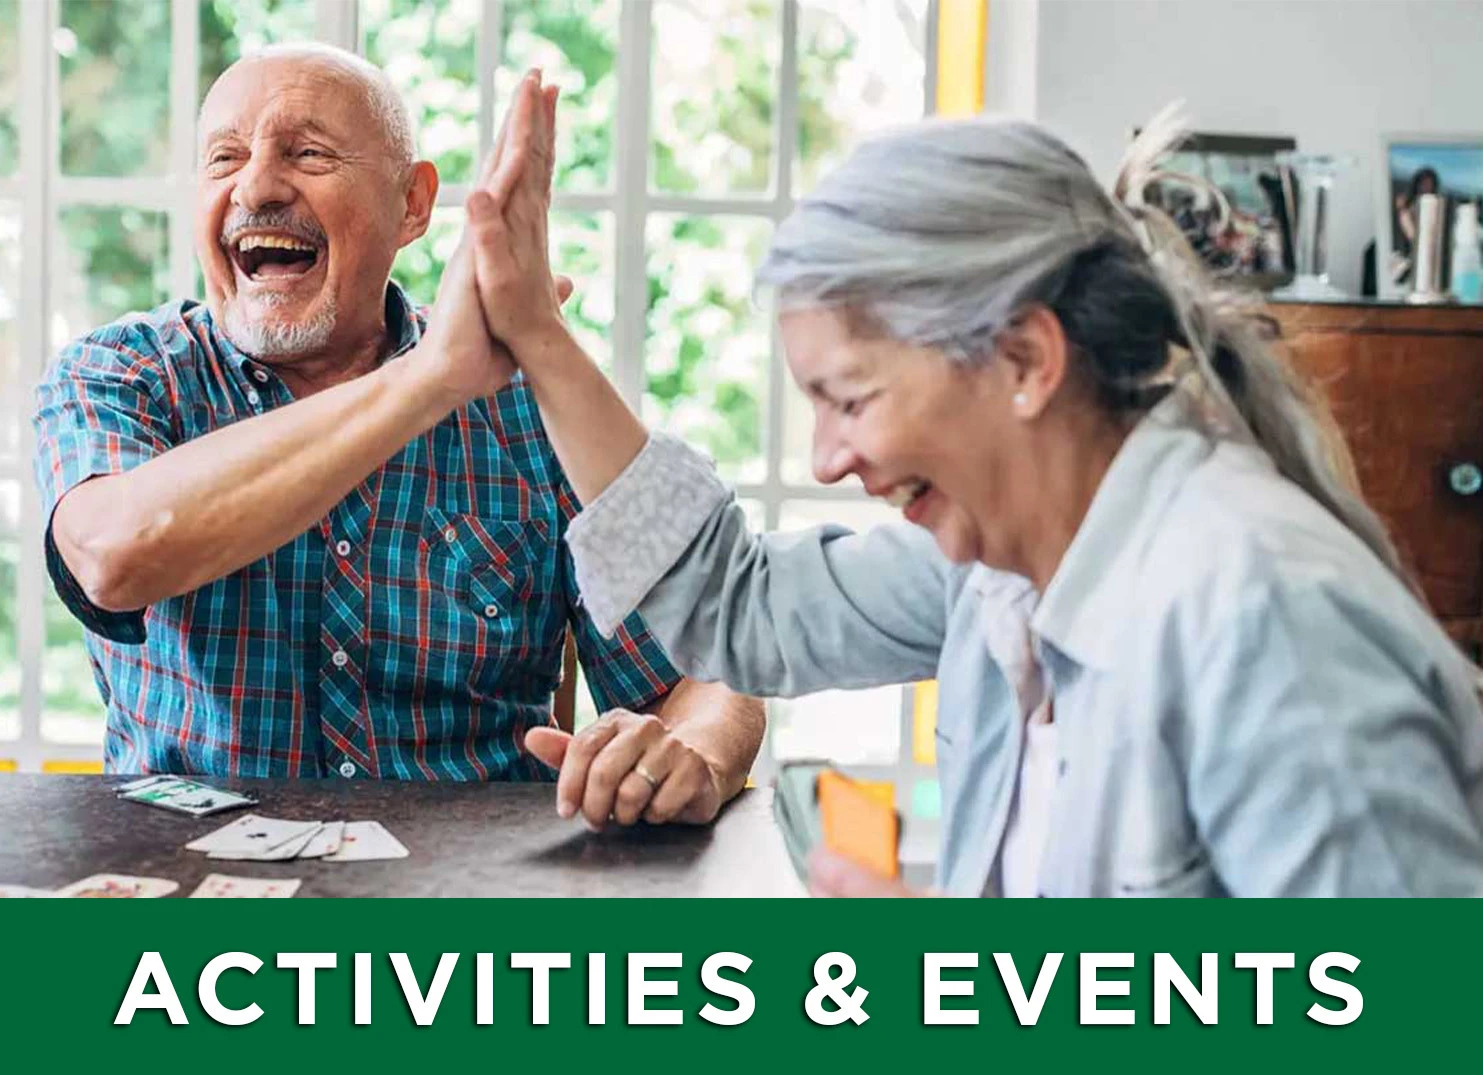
[424,507,552,683]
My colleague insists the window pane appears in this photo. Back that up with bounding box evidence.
[392,208,614,372]
[497,0,619,192]
[645,214,770,482]
[796,0,929,194]
[780,375,864,491]
[770,501,905,763]
[58,0,171,178]
[550,211,615,369]
[52,206,170,351]
[737,497,765,530]
[778,497,895,534]
[769,684,903,766]
[389,205,460,307]
[0,199,18,470]
[0,0,17,176]
[0,480,17,741]
[43,584,105,744]
[651,0,778,196]
[362,0,479,184]
[199,0,317,102]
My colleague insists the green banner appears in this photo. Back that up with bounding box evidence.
[0,901,1472,1070]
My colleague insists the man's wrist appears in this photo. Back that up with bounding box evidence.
[385,340,470,422]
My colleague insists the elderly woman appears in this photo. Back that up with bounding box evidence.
[473,76,1483,896]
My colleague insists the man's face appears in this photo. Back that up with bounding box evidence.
[195,56,419,361]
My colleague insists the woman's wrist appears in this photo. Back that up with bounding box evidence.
[509,318,587,385]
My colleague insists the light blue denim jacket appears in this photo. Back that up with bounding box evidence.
[567,391,1483,896]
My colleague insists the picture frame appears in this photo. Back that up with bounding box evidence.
[1130,130,1298,290]
[1376,134,1483,298]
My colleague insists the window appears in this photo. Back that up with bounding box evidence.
[1,0,945,814]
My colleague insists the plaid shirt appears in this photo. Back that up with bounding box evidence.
[32,285,681,779]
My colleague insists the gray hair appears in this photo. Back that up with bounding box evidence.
[202,42,417,178]
[757,108,1413,592]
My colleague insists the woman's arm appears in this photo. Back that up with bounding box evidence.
[455,71,647,506]
[460,75,953,696]
[565,433,952,696]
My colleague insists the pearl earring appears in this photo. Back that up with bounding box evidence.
[1012,392,1028,409]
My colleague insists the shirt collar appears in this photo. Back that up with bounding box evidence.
[209,281,422,372]
[1025,386,1218,672]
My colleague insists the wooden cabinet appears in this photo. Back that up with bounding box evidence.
[1272,301,1483,645]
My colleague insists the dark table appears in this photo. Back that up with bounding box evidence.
[0,775,803,897]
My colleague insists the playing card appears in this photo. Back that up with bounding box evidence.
[56,874,179,898]
[189,874,301,898]
[322,821,409,862]
[186,815,321,856]
[121,777,257,818]
[114,775,170,794]
[208,823,324,862]
[0,883,54,898]
[296,820,346,859]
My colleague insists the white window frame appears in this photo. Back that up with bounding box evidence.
[3,0,939,776]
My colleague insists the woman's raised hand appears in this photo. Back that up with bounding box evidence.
[465,69,571,360]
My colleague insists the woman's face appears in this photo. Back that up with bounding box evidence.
[780,306,1024,566]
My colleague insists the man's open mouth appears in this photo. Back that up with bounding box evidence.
[228,233,324,281]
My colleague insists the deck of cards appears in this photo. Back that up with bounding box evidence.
[115,775,258,818]
[1,781,412,899]
[185,815,408,864]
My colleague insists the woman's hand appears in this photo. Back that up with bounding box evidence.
[465,70,569,357]
[807,849,931,897]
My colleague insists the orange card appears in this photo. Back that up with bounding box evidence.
[817,769,900,879]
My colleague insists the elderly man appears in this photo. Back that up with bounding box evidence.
[31,44,764,829]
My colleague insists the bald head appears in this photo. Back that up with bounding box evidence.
[193,41,440,365]
[200,43,416,177]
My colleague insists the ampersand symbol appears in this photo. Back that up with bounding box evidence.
[804,952,870,1026]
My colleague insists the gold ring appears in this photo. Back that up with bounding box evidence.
[634,763,661,790]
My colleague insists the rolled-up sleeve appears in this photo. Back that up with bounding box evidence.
[31,324,179,643]
[565,432,953,698]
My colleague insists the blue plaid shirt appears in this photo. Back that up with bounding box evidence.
[32,285,681,779]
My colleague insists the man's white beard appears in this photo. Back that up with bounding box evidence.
[222,293,338,358]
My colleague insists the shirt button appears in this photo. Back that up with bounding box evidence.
[483,603,499,618]
[443,527,458,543]
[252,368,270,384]
[246,390,261,406]
[331,649,349,668]
[338,760,357,778]
[335,539,352,557]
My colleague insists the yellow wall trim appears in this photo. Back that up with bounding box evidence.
[936,0,988,117]
[911,680,939,766]
[42,759,104,774]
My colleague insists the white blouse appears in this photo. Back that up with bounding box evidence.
[977,576,1058,898]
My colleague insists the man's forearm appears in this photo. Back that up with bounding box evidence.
[54,351,456,612]
[652,679,766,803]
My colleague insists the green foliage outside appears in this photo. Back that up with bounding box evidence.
[2,0,920,736]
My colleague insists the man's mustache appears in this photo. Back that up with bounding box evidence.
[220,208,327,247]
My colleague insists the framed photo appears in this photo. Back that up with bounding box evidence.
[1377,135,1483,297]
[1132,131,1297,289]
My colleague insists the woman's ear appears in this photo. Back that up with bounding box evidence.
[999,305,1071,419]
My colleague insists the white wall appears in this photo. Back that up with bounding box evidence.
[1020,0,1483,293]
